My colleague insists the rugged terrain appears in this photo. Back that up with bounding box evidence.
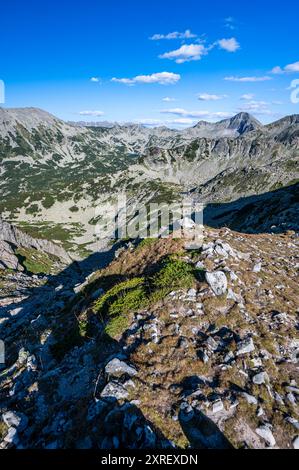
[0,107,298,254]
[0,223,298,449]
[0,107,298,450]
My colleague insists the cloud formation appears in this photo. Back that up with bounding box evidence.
[238,100,273,115]
[271,61,299,74]
[198,93,228,101]
[224,17,237,30]
[241,94,255,100]
[159,44,208,63]
[225,76,272,82]
[159,37,240,64]
[160,107,232,120]
[150,30,197,40]
[79,110,104,116]
[90,77,100,82]
[218,37,240,52]
[111,72,181,85]
[162,97,176,102]
[137,117,196,126]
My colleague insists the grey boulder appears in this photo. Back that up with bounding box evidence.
[205,271,228,296]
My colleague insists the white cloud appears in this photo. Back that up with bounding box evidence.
[159,37,240,64]
[160,107,232,120]
[272,61,299,74]
[241,94,255,100]
[90,77,100,82]
[162,97,176,102]
[271,66,284,75]
[198,93,228,101]
[136,119,165,126]
[159,44,208,64]
[150,30,197,40]
[111,72,181,85]
[285,61,299,72]
[225,17,236,30]
[218,37,240,52]
[137,117,197,127]
[111,77,135,85]
[169,118,197,124]
[238,100,273,115]
[225,76,272,82]
[79,110,104,116]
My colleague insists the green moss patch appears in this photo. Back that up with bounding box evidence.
[16,247,57,274]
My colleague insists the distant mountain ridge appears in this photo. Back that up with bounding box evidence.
[0,107,298,252]
[2,106,299,139]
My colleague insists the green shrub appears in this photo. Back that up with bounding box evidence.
[93,277,146,315]
[93,258,196,338]
[25,203,40,215]
[104,315,130,338]
[109,285,147,317]
[42,195,55,209]
[153,258,195,290]
[93,277,148,338]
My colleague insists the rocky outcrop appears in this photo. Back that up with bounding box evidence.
[0,240,23,271]
[0,217,72,267]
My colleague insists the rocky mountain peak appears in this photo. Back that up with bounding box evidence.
[220,112,262,135]
[0,107,60,127]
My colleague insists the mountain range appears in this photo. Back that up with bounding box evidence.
[0,107,298,255]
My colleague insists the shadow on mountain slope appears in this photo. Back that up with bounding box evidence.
[0,244,120,320]
[0,245,174,448]
[203,182,299,234]
[0,237,236,449]
[179,407,233,449]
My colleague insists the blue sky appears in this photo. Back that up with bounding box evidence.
[1,0,299,126]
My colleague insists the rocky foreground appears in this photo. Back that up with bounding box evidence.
[0,227,299,449]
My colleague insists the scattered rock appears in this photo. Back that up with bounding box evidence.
[255,425,276,447]
[212,400,224,413]
[100,381,130,400]
[105,358,137,379]
[2,411,28,432]
[241,392,258,405]
[252,372,268,385]
[195,261,205,270]
[205,271,227,296]
[4,427,19,445]
[253,262,262,273]
[237,338,255,356]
